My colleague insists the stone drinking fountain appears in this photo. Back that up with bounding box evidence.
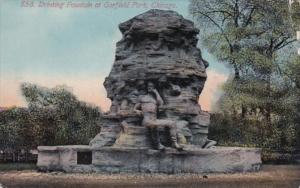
[37,9,261,173]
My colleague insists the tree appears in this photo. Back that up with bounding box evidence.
[0,107,33,151]
[189,0,298,150]
[20,83,102,145]
[0,83,102,156]
[285,55,300,147]
[0,83,102,153]
[291,0,300,28]
[189,0,261,79]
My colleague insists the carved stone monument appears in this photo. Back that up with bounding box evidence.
[90,9,216,150]
[37,9,262,173]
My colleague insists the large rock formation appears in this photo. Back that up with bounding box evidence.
[90,9,214,149]
[37,9,262,174]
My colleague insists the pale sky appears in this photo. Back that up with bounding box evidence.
[0,0,230,112]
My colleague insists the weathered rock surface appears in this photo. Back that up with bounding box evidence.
[91,9,213,148]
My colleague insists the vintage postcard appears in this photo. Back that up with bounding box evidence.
[0,0,299,187]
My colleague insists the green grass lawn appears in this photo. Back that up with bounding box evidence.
[0,163,36,171]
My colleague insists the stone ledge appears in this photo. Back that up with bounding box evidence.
[38,145,91,152]
[37,145,261,174]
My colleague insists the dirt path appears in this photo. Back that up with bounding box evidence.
[0,165,299,188]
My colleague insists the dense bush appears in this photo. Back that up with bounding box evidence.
[209,113,299,152]
[0,83,102,152]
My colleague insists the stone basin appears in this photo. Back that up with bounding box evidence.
[37,145,261,174]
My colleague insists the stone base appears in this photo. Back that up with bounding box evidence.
[37,145,262,173]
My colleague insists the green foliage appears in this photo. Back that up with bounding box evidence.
[285,56,300,89]
[0,83,102,151]
[190,0,299,153]
[285,55,300,146]
[0,107,36,151]
[291,1,300,28]
[21,83,102,145]
[209,113,297,152]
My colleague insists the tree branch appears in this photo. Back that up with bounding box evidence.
[192,10,233,50]
[243,6,256,27]
[274,39,297,51]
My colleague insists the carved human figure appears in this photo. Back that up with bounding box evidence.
[134,82,183,150]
